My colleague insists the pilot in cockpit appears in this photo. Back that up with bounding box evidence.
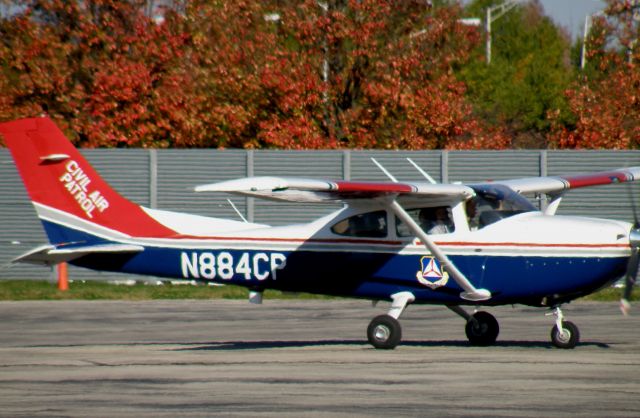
[466,198,479,231]
[419,206,454,235]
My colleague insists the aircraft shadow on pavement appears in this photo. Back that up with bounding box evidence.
[175,340,609,351]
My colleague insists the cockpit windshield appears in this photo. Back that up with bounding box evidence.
[468,184,538,229]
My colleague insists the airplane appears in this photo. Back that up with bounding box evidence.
[1,115,638,350]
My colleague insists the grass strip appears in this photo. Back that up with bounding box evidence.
[0,280,335,301]
[0,280,632,302]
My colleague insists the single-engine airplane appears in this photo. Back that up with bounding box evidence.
[1,116,639,349]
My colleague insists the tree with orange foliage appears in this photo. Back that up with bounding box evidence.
[0,0,190,147]
[548,0,640,149]
[0,0,507,149]
[250,0,508,149]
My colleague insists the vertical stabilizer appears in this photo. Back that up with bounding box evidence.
[0,117,175,243]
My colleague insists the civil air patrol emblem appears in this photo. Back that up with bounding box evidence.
[416,256,449,289]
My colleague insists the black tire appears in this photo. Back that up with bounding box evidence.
[465,311,500,346]
[367,314,402,349]
[550,320,580,349]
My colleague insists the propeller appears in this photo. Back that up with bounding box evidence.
[621,241,639,315]
[621,185,640,315]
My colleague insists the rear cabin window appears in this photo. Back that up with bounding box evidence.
[331,211,388,238]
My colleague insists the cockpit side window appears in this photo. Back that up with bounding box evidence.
[396,206,455,237]
[331,210,388,238]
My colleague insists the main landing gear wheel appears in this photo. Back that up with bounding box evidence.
[367,314,402,350]
[550,320,580,349]
[465,311,500,346]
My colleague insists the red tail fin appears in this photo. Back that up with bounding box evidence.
[0,117,175,238]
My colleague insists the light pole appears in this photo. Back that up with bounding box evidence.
[485,0,520,64]
[580,11,603,70]
[409,18,481,41]
[317,1,329,125]
[629,1,640,64]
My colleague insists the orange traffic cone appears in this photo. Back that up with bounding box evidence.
[58,262,68,291]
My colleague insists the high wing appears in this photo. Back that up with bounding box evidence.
[195,177,475,203]
[196,168,640,203]
[494,167,640,195]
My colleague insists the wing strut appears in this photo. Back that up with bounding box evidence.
[387,200,491,302]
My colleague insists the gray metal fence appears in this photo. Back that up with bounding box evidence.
[1,148,639,281]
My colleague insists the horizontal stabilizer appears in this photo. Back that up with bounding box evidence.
[13,243,144,266]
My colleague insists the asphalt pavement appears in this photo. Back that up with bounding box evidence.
[0,299,638,417]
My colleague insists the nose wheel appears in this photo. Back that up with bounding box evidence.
[548,307,580,349]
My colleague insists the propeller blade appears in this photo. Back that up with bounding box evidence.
[622,182,640,315]
[625,180,639,228]
[621,247,639,316]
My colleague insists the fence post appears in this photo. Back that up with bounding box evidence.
[149,149,157,209]
[540,150,548,211]
[441,150,449,184]
[342,150,351,180]
[246,150,254,222]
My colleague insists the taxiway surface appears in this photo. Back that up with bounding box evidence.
[0,299,639,417]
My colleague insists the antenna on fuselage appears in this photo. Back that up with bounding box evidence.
[371,158,398,182]
[406,158,437,184]
[227,199,248,223]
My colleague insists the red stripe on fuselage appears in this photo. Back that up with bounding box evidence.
[165,234,629,249]
[170,234,403,246]
[438,241,629,249]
